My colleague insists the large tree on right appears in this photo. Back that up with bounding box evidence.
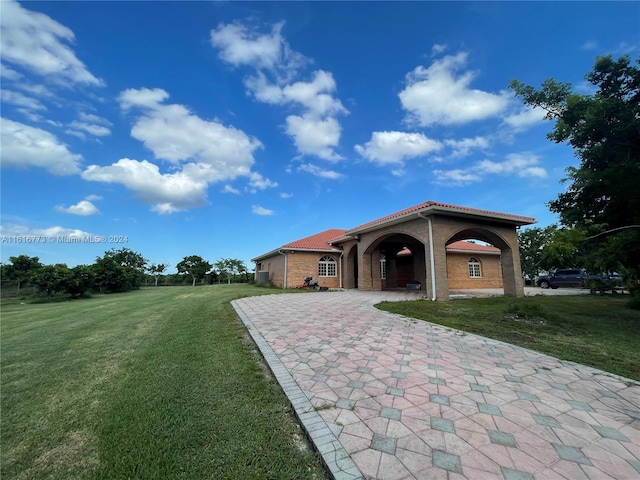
[511,55,640,279]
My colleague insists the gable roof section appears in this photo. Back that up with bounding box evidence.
[346,200,536,235]
[252,229,346,262]
[283,229,347,250]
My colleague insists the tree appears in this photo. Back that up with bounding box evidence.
[518,226,557,279]
[511,54,640,278]
[92,257,130,293]
[5,255,42,294]
[214,258,248,284]
[176,255,212,286]
[65,265,95,298]
[30,264,69,297]
[99,248,148,291]
[147,263,167,287]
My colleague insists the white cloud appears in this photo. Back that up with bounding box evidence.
[298,163,343,179]
[0,63,22,80]
[118,88,261,173]
[431,44,447,55]
[1,89,46,111]
[580,40,598,51]
[355,131,443,166]
[0,222,92,239]
[286,115,343,161]
[82,158,210,214]
[0,0,102,86]
[0,117,82,175]
[222,185,240,194]
[432,152,547,186]
[280,192,293,198]
[55,198,101,216]
[476,153,547,178]
[248,172,278,191]
[399,52,510,126]
[433,169,483,186]
[68,121,111,137]
[212,21,347,163]
[210,21,306,78]
[502,106,546,131]
[443,136,490,158]
[252,205,275,216]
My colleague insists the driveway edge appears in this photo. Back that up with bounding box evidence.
[232,299,364,480]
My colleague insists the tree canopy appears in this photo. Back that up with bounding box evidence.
[177,255,212,286]
[511,54,640,278]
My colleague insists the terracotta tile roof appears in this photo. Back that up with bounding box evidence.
[446,240,501,253]
[397,241,501,256]
[283,229,347,250]
[347,200,535,234]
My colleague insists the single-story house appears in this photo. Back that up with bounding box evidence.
[252,200,536,300]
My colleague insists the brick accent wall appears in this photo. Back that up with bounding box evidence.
[446,252,503,289]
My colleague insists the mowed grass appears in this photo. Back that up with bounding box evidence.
[1,285,327,480]
[377,295,640,381]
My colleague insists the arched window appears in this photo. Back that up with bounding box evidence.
[380,254,386,280]
[468,257,481,278]
[318,256,337,277]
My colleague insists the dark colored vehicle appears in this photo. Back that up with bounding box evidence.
[535,269,604,289]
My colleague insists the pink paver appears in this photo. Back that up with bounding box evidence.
[233,291,640,480]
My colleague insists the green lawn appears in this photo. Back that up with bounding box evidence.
[377,294,640,381]
[1,285,327,480]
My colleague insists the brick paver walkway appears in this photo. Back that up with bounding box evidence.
[232,291,640,480]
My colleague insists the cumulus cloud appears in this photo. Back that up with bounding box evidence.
[252,205,275,216]
[432,152,547,186]
[1,117,82,174]
[55,196,101,215]
[443,136,490,158]
[0,0,102,86]
[212,21,347,163]
[82,158,210,214]
[355,131,443,166]
[118,87,261,171]
[248,172,278,191]
[211,21,306,79]
[286,114,343,161]
[502,106,546,131]
[399,52,510,126]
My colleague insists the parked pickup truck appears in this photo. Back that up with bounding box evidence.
[535,269,607,289]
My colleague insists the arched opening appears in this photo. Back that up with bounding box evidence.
[445,227,521,295]
[363,232,426,291]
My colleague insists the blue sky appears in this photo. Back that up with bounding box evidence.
[1,1,639,273]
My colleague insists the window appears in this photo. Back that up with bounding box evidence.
[468,257,481,278]
[380,254,386,280]
[318,256,337,277]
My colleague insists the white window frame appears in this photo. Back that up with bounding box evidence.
[318,256,337,277]
[380,254,386,280]
[468,257,482,278]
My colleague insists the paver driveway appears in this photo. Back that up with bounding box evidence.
[232,290,640,480]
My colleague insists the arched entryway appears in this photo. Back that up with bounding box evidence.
[359,232,427,291]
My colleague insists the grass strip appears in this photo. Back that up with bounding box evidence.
[377,294,640,381]
[1,285,326,480]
